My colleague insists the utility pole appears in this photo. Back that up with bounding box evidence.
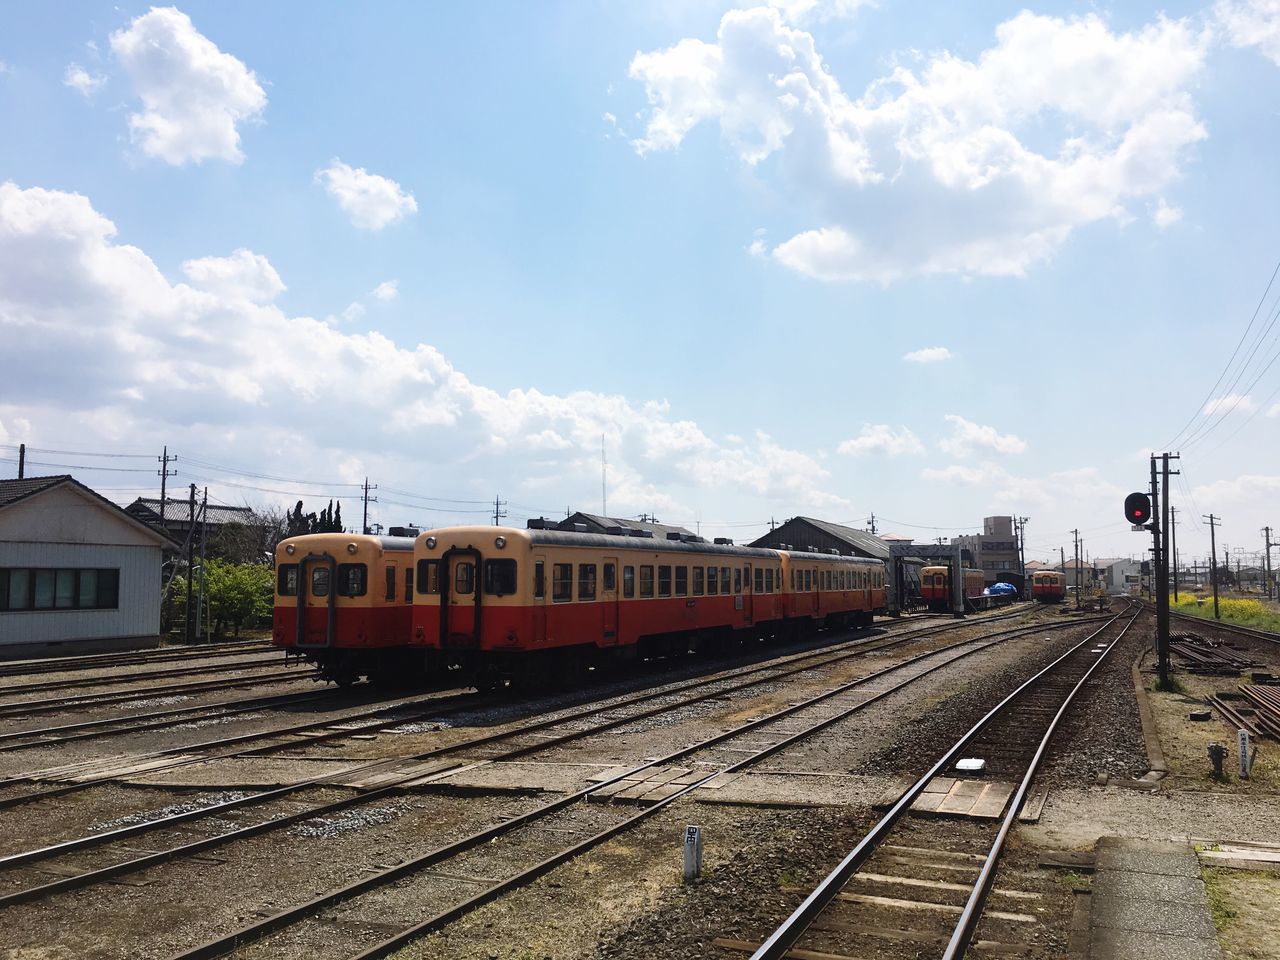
[185,483,196,644]
[1265,526,1274,601]
[1171,507,1179,602]
[1016,516,1029,599]
[1205,514,1220,620]
[1072,529,1081,609]
[1156,453,1179,688]
[17,443,24,479]
[195,488,208,642]
[158,446,176,521]
[868,513,877,535]
[1060,546,1066,579]
[361,477,378,535]
[952,539,965,619]
[492,494,507,526]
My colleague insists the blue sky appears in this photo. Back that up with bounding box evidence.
[2,1,1279,566]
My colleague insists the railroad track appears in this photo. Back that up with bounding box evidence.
[0,610,1097,959]
[1168,607,1280,645]
[0,609,1065,925]
[0,639,273,678]
[0,651,295,698]
[735,599,1139,960]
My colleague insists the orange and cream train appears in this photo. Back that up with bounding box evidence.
[271,533,417,685]
[920,565,990,613]
[1031,570,1066,603]
[411,525,887,688]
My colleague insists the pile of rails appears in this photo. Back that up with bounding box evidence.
[1170,632,1258,674]
[1239,684,1280,740]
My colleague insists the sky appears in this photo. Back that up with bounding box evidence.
[2,1,1279,567]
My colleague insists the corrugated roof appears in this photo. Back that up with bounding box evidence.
[127,497,257,526]
[777,516,891,561]
[558,512,697,542]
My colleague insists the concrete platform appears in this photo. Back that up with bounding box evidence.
[1089,838,1221,960]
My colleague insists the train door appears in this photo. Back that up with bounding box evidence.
[601,557,619,645]
[532,555,547,643]
[441,547,481,648]
[297,553,336,648]
[811,567,820,618]
[742,563,754,625]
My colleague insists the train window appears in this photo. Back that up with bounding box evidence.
[534,560,545,599]
[623,566,635,598]
[721,567,731,594]
[658,565,672,597]
[765,568,774,592]
[336,564,367,597]
[706,566,717,595]
[404,567,413,604]
[640,565,654,598]
[735,568,743,593]
[454,562,475,596]
[603,563,616,592]
[840,571,847,590]
[385,565,397,602]
[278,564,298,596]
[484,559,518,596]
[578,564,597,601]
[552,563,572,602]
[692,567,704,596]
[675,566,688,597]
[416,560,440,595]
[790,568,796,590]
[311,567,330,598]
[753,567,764,593]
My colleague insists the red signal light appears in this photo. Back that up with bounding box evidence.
[1124,492,1152,526]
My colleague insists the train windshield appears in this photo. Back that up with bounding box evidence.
[484,559,517,596]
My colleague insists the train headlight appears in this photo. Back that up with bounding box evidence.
[495,536,506,549]
[285,543,295,555]
[346,543,357,554]
[425,536,437,550]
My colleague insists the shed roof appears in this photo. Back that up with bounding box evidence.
[750,516,891,561]
[127,497,257,526]
[557,512,697,542]
[0,475,69,509]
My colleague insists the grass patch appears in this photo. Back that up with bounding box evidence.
[1173,596,1280,631]
[1203,867,1238,932]
[1057,871,1091,890]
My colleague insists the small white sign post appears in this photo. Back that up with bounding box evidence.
[1239,729,1252,780]
[683,825,703,883]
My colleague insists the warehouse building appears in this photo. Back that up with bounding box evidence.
[0,476,173,657]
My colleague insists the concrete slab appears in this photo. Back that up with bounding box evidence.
[1095,839,1202,879]
[1090,895,1218,940]
[1091,870,1209,904]
[1090,930,1221,960]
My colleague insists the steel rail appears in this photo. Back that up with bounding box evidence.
[0,640,273,678]
[167,613,1103,959]
[749,601,1137,960]
[0,653,295,697]
[0,667,317,722]
[1167,606,1280,645]
[0,611,1065,910]
[0,612,1008,876]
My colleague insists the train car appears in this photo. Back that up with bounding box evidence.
[411,526,886,688]
[1031,570,1066,603]
[920,565,987,612]
[271,533,418,686]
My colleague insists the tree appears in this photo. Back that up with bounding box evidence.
[333,501,343,533]
[202,559,274,638]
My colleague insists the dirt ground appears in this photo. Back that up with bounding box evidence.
[1203,868,1280,960]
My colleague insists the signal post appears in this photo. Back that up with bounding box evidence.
[1126,453,1178,689]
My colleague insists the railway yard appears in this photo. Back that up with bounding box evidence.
[0,602,1275,960]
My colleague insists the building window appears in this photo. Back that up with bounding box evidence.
[552,563,573,602]
[1,567,122,612]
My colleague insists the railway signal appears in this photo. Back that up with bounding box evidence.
[1124,492,1152,528]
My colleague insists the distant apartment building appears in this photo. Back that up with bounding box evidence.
[955,516,1022,584]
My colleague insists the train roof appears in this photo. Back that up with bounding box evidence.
[278,533,415,553]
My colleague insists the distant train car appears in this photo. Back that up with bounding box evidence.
[410,526,887,688]
[1031,570,1066,603]
[271,533,418,686]
[920,565,987,612]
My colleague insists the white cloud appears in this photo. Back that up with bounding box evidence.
[316,160,418,231]
[837,424,924,456]
[110,7,266,165]
[768,0,875,23]
[938,414,1027,457]
[921,461,1122,507]
[903,346,952,364]
[63,63,105,97]
[630,7,1208,283]
[1201,394,1257,415]
[340,301,366,324]
[1193,472,1280,503]
[182,248,284,303]
[1153,197,1183,228]
[0,61,11,75]
[1216,0,1280,64]
[371,279,399,302]
[0,180,845,521]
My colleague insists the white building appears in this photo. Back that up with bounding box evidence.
[0,475,173,656]
[1095,557,1142,594]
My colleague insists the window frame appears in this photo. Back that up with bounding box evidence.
[639,565,654,598]
[675,565,688,597]
[658,565,672,598]
[552,563,573,603]
[578,563,597,601]
[484,558,518,596]
[622,565,635,599]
